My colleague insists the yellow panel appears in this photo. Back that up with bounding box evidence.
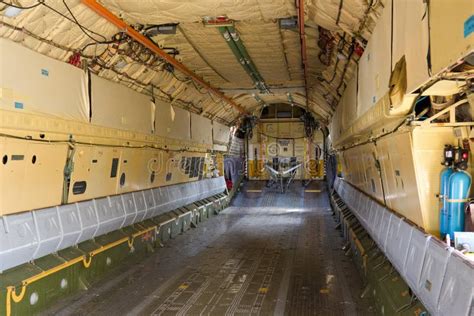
[357,0,391,117]
[278,122,292,138]
[0,138,68,215]
[377,132,423,226]
[117,148,155,194]
[68,145,121,202]
[392,0,430,92]
[351,142,385,203]
[341,76,358,129]
[292,122,305,137]
[430,0,473,74]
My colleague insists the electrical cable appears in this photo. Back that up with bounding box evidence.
[65,0,108,42]
[257,131,307,140]
[335,0,344,26]
[0,132,209,153]
[0,0,43,9]
[1,0,227,121]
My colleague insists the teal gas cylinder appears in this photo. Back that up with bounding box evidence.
[446,170,472,240]
[439,167,454,237]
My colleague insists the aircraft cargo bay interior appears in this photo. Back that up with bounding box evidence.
[0,0,472,315]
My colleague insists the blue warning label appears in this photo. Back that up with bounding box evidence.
[465,15,474,38]
[14,102,23,109]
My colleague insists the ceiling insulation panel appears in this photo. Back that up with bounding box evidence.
[0,0,384,124]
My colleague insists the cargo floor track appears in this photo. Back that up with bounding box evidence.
[44,181,375,315]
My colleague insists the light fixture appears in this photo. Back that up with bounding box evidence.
[114,57,128,70]
[279,17,298,29]
[252,93,268,108]
[287,92,295,107]
[337,52,347,61]
[202,16,234,27]
[144,23,178,36]
[3,6,22,18]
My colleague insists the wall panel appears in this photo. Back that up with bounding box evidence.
[357,0,391,117]
[91,75,153,134]
[0,38,89,121]
[430,0,473,74]
[191,113,213,145]
[213,121,231,144]
[392,0,430,92]
[154,100,191,141]
[0,138,68,215]
[377,132,423,226]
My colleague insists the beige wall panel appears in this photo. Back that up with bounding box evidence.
[377,132,423,226]
[91,75,153,134]
[213,121,230,144]
[264,123,277,136]
[116,148,154,194]
[0,38,89,121]
[330,100,344,142]
[68,145,121,202]
[154,100,191,141]
[292,122,305,138]
[341,75,358,129]
[0,138,68,215]
[392,0,430,92]
[191,113,213,145]
[277,122,292,138]
[358,142,385,203]
[357,0,391,117]
[412,127,457,235]
[430,0,473,74]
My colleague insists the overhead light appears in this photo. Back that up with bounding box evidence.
[287,92,295,106]
[114,58,128,70]
[252,93,268,108]
[337,52,347,61]
[202,15,234,27]
[144,23,178,36]
[3,6,22,18]
[279,17,298,29]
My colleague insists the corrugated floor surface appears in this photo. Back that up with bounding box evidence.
[44,180,375,315]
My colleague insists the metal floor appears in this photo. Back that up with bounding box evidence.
[45,181,375,316]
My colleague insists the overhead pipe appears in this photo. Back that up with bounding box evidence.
[81,0,247,115]
[297,0,309,108]
[226,26,268,92]
[218,26,269,93]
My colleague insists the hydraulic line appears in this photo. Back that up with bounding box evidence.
[218,26,269,93]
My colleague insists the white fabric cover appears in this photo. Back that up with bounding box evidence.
[392,0,430,92]
[341,76,358,129]
[357,1,391,117]
[213,121,230,144]
[91,74,153,134]
[154,99,191,140]
[0,38,89,121]
[191,112,212,145]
